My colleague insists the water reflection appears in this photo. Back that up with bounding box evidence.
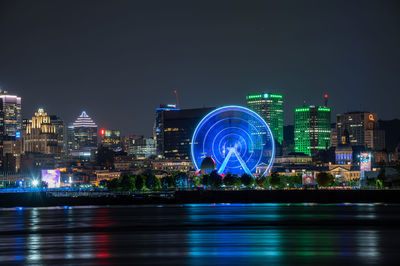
[0,204,397,264]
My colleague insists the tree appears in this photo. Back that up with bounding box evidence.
[292,174,302,187]
[208,171,223,188]
[107,178,120,191]
[161,175,175,189]
[145,174,157,190]
[223,173,240,187]
[191,176,201,187]
[316,172,334,187]
[120,174,135,191]
[377,167,386,189]
[269,172,281,188]
[174,172,189,189]
[201,174,210,187]
[256,176,266,188]
[135,176,145,190]
[99,180,108,188]
[241,174,254,188]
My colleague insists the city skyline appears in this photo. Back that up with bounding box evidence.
[0,0,399,136]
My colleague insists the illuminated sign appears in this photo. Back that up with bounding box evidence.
[302,172,315,186]
[360,152,371,180]
[369,114,374,121]
[41,169,61,188]
[16,131,21,138]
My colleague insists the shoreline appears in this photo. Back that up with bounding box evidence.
[1,190,400,207]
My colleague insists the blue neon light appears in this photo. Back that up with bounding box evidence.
[191,105,275,177]
[16,131,21,138]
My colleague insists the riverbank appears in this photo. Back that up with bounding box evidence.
[1,189,400,207]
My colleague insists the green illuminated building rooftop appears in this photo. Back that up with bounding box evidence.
[294,106,331,156]
[247,92,284,144]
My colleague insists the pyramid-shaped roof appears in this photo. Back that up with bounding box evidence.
[72,111,97,128]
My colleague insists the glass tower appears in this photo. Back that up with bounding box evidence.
[0,90,22,139]
[246,93,284,144]
[69,111,98,152]
[294,106,331,156]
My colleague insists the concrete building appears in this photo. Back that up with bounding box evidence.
[23,108,62,155]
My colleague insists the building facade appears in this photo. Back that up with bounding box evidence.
[23,108,62,155]
[128,136,156,159]
[0,90,22,140]
[294,106,331,156]
[246,93,284,144]
[336,111,385,151]
[100,129,121,151]
[68,111,98,154]
[153,104,179,156]
[153,106,213,160]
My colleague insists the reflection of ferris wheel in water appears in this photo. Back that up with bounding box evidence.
[191,106,275,177]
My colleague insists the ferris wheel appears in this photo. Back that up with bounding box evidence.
[191,105,275,177]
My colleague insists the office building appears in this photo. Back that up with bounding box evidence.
[246,93,284,144]
[153,106,214,160]
[23,108,62,155]
[68,111,98,154]
[100,129,121,151]
[0,90,22,139]
[128,136,156,159]
[153,104,179,156]
[294,106,331,156]
[336,111,385,151]
[50,115,65,154]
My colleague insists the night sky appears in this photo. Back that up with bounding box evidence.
[0,0,399,136]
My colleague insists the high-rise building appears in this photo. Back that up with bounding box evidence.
[153,106,214,160]
[336,111,385,151]
[0,90,22,139]
[153,104,179,156]
[68,111,98,154]
[294,106,331,156]
[100,129,121,151]
[246,93,284,144]
[23,108,63,155]
[49,115,65,154]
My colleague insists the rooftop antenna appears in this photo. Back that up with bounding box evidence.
[324,93,329,107]
[174,89,180,108]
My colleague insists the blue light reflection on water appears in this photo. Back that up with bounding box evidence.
[0,203,396,264]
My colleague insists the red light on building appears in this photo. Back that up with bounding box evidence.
[324,93,328,99]
[100,129,105,136]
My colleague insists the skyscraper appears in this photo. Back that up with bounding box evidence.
[153,104,179,156]
[246,93,284,144]
[49,115,66,154]
[0,90,22,139]
[336,111,385,151]
[294,106,331,156]
[153,106,214,160]
[23,108,62,155]
[68,111,98,154]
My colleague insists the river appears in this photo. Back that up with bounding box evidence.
[0,203,399,265]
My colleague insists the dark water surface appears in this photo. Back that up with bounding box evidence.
[0,203,399,265]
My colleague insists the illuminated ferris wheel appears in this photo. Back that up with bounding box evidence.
[191,105,275,177]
